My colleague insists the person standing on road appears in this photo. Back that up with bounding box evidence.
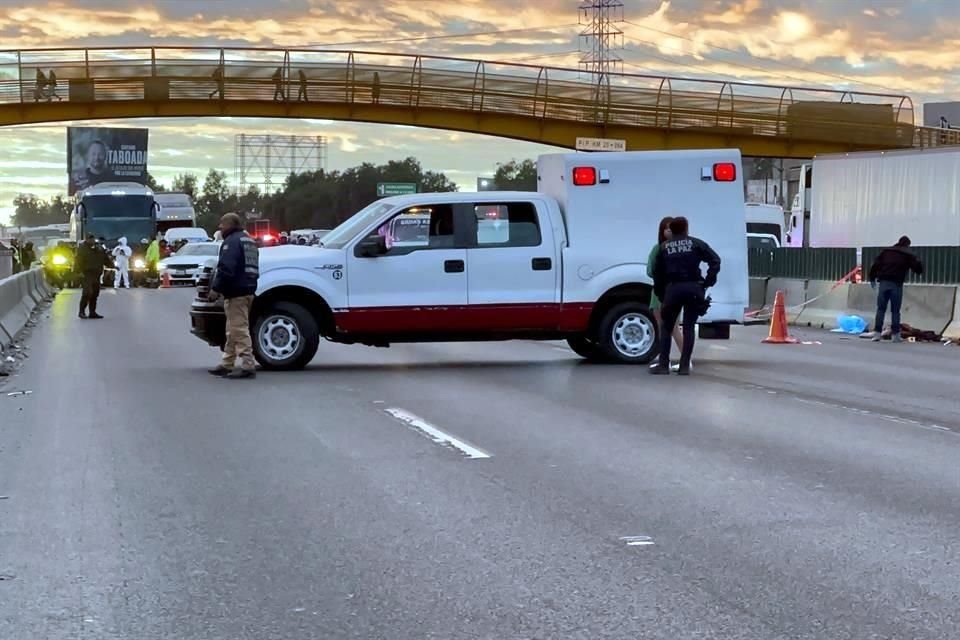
[20,241,36,269]
[76,234,107,319]
[112,237,132,288]
[647,216,685,371]
[208,213,260,379]
[869,235,924,343]
[650,217,721,376]
[10,239,21,273]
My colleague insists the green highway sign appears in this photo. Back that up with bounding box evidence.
[376,182,417,197]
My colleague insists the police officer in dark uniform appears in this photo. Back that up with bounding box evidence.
[76,233,108,319]
[650,216,721,376]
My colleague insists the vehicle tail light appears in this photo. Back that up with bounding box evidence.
[713,163,737,182]
[572,166,597,186]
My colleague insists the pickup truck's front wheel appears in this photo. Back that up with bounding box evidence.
[253,301,320,370]
[596,302,659,364]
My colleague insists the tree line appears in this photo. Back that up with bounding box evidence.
[9,157,540,231]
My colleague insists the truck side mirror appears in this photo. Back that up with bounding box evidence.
[357,234,387,257]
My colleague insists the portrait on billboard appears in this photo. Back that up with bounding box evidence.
[68,127,149,195]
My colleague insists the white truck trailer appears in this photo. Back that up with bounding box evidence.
[786,148,960,248]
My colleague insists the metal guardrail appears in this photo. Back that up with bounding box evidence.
[749,247,858,281]
[752,246,960,284]
[0,46,954,152]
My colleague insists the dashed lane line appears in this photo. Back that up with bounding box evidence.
[384,407,492,460]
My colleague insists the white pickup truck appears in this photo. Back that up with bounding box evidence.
[190,150,749,370]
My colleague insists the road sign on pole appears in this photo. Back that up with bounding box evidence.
[575,137,626,152]
[376,182,418,197]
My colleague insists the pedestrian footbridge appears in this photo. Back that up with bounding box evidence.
[1,47,956,157]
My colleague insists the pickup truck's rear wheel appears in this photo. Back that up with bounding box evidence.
[566,336,602,360]
[596,302,659,364]
[253,301,320,371]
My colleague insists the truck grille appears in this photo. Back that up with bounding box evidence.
[195,266,213,302]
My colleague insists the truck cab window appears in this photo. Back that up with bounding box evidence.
[377,205,456,254]
[474,202,540,247]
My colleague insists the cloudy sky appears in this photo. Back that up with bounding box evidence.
[1,0,957,223]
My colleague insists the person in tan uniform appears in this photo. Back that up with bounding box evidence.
[208,213,260,379]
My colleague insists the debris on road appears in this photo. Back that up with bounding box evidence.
[6,390,32,397]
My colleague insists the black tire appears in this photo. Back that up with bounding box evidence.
[566,335,602,360]
[595,302,659,364]
[252,301,320,371]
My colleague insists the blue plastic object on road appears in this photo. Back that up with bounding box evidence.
[832,314,868,334]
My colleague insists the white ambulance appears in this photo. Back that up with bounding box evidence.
[190,150,749,370]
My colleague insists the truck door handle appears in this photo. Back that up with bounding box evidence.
[531,257,552,271]
[444,259,465,273]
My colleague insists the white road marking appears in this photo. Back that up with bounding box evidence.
[792,397,957,436]
[384,408,491,460]
[619,536,655,546]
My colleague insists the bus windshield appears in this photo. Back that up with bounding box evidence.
[82,195,154,218]
[80,194,156,243]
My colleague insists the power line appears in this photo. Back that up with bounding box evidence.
[509,49,581,62]
[622,19,899,93]
[620,46,744,84]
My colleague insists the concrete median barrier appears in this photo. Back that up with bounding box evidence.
[33,269,54,298]
[793,280,851,330]
[900,285,957,336]
[17,272,37,313]
[0,272,32,347]
[749,277,767,310]
[943,294,960,340]
[0,269,54,349]
[765,278,806,323]
[845,283,957,335]
[26,269,45,304]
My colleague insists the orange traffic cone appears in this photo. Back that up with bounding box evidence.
[160,271,171,288]
[762,289,799,344]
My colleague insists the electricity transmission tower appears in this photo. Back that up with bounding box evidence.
[578,0,625,77]
[234,134,328,195]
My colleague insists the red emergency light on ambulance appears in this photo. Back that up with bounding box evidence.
[190,149,749,370]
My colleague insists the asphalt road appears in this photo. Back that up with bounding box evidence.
[2,287,959,639]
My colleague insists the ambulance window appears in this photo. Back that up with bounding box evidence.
[474,202,541,247]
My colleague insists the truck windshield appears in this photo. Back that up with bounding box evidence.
[320,202,394,249]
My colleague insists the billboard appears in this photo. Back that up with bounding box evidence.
[923,102,960,128]
[67,127,149,195]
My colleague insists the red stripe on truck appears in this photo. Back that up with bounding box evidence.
[334,303,594,334]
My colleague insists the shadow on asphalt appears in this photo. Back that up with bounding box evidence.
[188,357,772,377]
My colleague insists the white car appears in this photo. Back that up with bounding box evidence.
[158,241,220,285]
[164,226,211,245]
